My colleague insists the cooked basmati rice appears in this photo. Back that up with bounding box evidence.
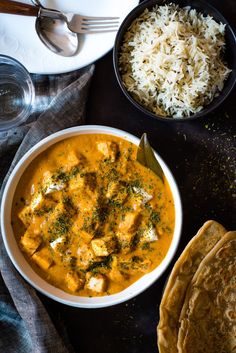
[119,4,230,118]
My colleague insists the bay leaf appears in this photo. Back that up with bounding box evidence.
[137,133,164,182]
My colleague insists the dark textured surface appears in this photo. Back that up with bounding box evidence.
[41,0,235,352]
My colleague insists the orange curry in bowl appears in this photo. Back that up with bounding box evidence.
[12,134,175,296]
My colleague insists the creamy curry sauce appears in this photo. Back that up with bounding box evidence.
[12,134,175,296]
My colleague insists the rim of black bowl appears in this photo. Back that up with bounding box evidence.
[113,0,236,122]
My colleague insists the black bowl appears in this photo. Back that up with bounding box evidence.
[113,0,236,121]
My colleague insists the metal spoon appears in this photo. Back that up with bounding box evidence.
[35,2,79,56]
[0,0,79,57]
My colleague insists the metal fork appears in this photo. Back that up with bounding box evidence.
[31,0,120,34]
[67,15,120,34]
[68,14,119,34]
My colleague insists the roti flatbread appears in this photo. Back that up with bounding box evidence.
[157,220,227,353]
[177,231,236,353]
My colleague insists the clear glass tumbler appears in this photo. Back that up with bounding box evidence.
[0,55,35,131]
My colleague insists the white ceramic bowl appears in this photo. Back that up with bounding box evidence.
[1,125,182,308]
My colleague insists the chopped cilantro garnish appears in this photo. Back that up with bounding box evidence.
[88,255,112,273]
[53,213,71,235]
[150,211,160,224]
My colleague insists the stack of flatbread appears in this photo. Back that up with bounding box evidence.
[157,220,236,353]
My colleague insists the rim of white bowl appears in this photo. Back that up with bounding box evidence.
[1,125,182,308]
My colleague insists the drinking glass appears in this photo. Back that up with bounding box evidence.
[0,55,35,131]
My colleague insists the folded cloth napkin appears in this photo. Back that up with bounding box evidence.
[0,64,95,353]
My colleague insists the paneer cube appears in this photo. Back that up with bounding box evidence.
[77,192,94,213]
[91,236,116,257]
[118,213,139,233]
[77,244,96,270]
[116,231,135,253]
[66,152,87,170]
[44,180,65,195]
[71,223,93,243]
[128,195,142,211]
[141,226,158,243]
[109,267,124,283]
[97,141,118,162]
[43,202,65,223]
[30,193,44,211]
[132,258,152,273]
[19,193,54,224]
[69,174,85,191]
[42,171,65,195]
[86,274,107,293]
[106,182,128,204]
[69,172,97,193]
[32,247,53,270]
[18,206,32,227]
[20,231,42,255]
[133,187,152,204]
[66,151,80,169]
[50,236,67,254]
[39,202,66,236]
[65,271,84,292]
[109,256,125,283]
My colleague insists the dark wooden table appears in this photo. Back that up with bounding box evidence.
[41,1,236,352]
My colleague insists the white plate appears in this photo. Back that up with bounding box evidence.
[0,0,139,74]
